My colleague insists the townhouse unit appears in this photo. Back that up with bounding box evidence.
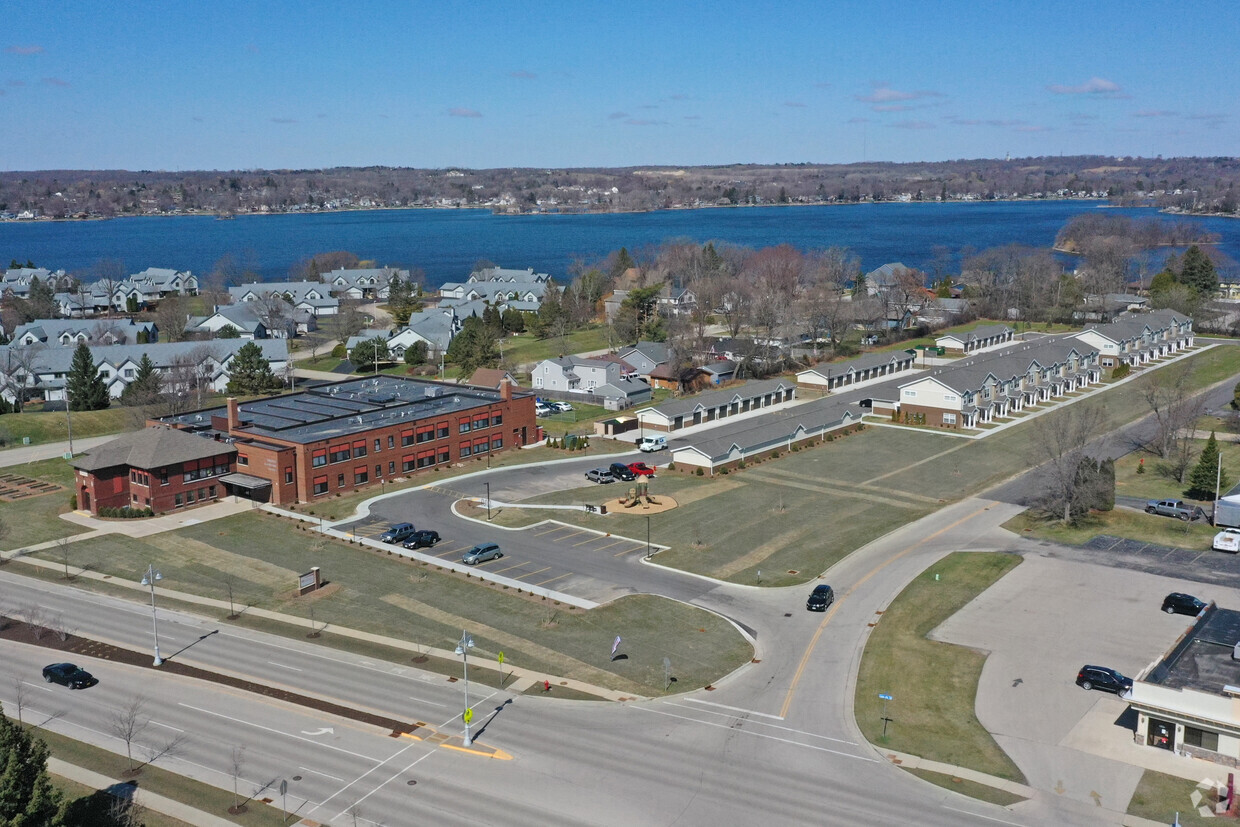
[935,324,1015,355]
[1072,309,1194,368]
[48,267,197,317]
[1,267,71,299]
[11,318,158,347]
[439,266,555,313]
[796,350,918,392]
[229,281,340,317]
[635,378,797,432]
[879,337,1102,429]
[0,339,289,404]
[531,355,653,409]
[347,308,460,362]
[187,301,310,339]
[323,267,408,300]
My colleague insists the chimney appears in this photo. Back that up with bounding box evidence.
[499,377,513,402]
[226,397,239,432]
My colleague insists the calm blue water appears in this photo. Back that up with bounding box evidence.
[1,202,1237,288]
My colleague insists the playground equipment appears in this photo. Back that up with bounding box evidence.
[619,481,660,509]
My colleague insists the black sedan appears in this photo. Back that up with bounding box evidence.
[402,530,441,550]
[1075,665,1132,694]
[42,662,96,689]
[806,584,835,612]
[1162,593,1206,616]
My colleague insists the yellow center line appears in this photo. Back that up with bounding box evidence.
[513,566,550,580]
[778,502,993,719]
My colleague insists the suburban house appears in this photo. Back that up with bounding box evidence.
[367,309,461,360]
[153,376,538,505]
[918,297,971,326]
[635,378,796,433]
[877,337,1102,429]
[1075,293,1150,322]
[0,339,289,404]
[863,262,916,296]
[439,266,555,314]
[467,368,519,390]
[648,362,706,392]
[2,267,72,300]
[187,302,303,340]
[323,267,408,300]
[1072,309,1194,368]
[229,282,340,318]
[796,350,918,392]
[657,285,697,316]
[531,355,652,409]
[935,324,1014,355]
[618,341,671,379]
[11,318,158,347]
[701,360,737,385]
[70,426,237,514]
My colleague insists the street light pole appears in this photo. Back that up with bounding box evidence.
[485,481,491,521]
[140,563,164,666]
[454,630,475,745]
[64,388,74,455]
[646,515,651,560]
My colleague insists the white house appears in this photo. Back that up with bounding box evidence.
[229,282,339,317]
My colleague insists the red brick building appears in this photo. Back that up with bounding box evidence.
[70,426,237,514]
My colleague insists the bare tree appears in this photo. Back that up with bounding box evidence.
[91,258,128,316]
[1,343,47,408]
[109,696,150,774]
[89,319,128,345]
[1142,365,1205,469]
[0,515,9,549]
[252,292,293,337]
[143,731,189,771]
[155,294,192,342]
[53,536,74,580]
[47,612,73,642]
[320,300,366,348]
[1029,402,1109,523]
[13,678,28,725]
[20,604,46,639]
[230,745,247,812]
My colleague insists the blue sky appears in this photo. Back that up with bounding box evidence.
[2,1,1236,170]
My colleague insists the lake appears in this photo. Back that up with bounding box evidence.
[1,201,1237,288]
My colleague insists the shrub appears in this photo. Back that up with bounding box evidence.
[855,423,866,432]
[721,468,729,475]
[68,493,79,509]
[331,343,347,358]
[695,468,704,476]
[826,433,835,442]
[667,461,676,471]
[1112,363,1131,380]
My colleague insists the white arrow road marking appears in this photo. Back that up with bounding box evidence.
[301,727,335,736]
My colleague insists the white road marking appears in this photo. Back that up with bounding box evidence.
[299,765,346,783]
[681,697,785,720]
[267,661,304,672]
[941,805,1024,825]
[409,695,446,707]
[335,750,435,818]
[310,740,422,816]
[662,702,857,745]
[178,703,384,762]
[150,720,185,732]
[633,706,878,762]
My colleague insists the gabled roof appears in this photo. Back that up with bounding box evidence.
[467,368,517,389]
[619,341,670,365]
[798,350,914,379]
[640,377,793,419]
[70,426,235,472]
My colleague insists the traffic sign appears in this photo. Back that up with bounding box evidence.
[463,707,474,724]
[498,651,505,665]
[878,693,893,701]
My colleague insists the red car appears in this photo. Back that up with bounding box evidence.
[628,462,656,477]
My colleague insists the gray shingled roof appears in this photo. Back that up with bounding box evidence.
[800,350,915,378]
[641,378,794,419]
[70,426,235,472]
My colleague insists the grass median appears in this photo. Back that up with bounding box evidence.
[1002,508,1216,549]
[29,511,752,696]
[855,551,1026,784]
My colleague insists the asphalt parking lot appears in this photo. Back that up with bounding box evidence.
[932,552,1219,812]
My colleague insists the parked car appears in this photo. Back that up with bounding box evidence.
[1145,499,1198,521]
[402,530,441,549]
[535,404,552,417]
[586,468,615,484]
[609,462,637,482]
[628,462,656,477]
[1075,665,1132,694]
[1162,593,1206,616]
[638,436,668,453]
[378,522,417,544]
[1214,527,1240,553]
[552,401,574,412]
[42,662,96,689]
[806,584,835,612]
[462,542,503,565]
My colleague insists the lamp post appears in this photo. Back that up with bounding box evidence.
[646,515,652,560]
[64,388,74,455]
[140,563,164,666]
[454,630,475,745]
[484,481,491,521]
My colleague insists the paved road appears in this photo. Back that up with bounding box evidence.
[0,434,115,467]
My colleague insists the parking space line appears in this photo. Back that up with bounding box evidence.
[433,548,459,559]
[573,535,604,547]
[533,573,572,587]
[513,566,550,580]
[614,545,645,557]
[594,539,630,551]
[531,527,562,537]
[492,561,531,575]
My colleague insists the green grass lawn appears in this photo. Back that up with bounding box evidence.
[53,774,197,827]
[293,353,346,371]
[494,325,613,368]
[855,552,1026,783]
[1114,433,1240,503]
[1127,769,1218,826]
[1,456,91,550]
[902,768,1026,808]
[1002,508,1216,549]
[38,511,752,695]
[0,406,138,448]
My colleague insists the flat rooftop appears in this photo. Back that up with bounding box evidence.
[161,375,528,445]
[1145,606,1240,695]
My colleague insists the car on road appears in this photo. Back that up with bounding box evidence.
[1214,527,1240,552]
[42,662,96,689]
[638,436,668,452]
[378,522,417,544]
[1075,665,1132,694]
[628,462,656,477]
[402,530,441,549]
[609,462,637,482]
[1145,499,1198,521]
[462,542,503,565]
[1162,592,1206,616]
[586,467,615,484]
[806,584,835,612]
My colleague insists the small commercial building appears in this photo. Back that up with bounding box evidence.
[1128,606,1240,766]
[796,351,917,393]
[634,378,796,433]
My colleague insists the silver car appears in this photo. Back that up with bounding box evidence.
[462,542,503,565]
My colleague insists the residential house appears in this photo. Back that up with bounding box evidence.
[796,351,918,392]
[467,368,519,390]
[635,378,797,432]
[701,360,737,385]
[935,324,1014,355]
[618,341,671,379]
[863,262,916,296]
[323,267,408,301]
[530,355,652,409]
[11,318,157,347]
[1072,310,1194,368]
[229,282,339,317]
[658,285,697,316]
[187,302,299,340]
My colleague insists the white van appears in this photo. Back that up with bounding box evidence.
[638,436,667,452]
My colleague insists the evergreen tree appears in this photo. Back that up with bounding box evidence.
[120,353,162,407]
[445,316,499,376]
[216,324,241,339]
[482,304,503,337]
[500,307,525,334]
[403,341,429,367]
[350,337,391,372]
[1231,380,1240,411]
[1178,245,1218,295]
[66,343,109,411]
[610,247,635,280]
[1187,431,1230,500]
[0,703,66,825]
[226,342,280,395]
[25,277,57,320]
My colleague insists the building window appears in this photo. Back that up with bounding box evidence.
[354,466,369,485]
[209,485,216,499]
[387,435,395,449]
[1184,727,1219,751]
[417,425,435,443]
[312,449,327,468]
[492,436,502,450]
[353,440,367,458]
[374,439,381,453]
[132,493,139,503]
[472,414,489,431]
[284,467,293,484]
[160,469,168,485]
[337,474,345,488]
[238,454,248,466]
[943,413,957,425]
[401,429,415,447]
[329,445,351,463]
[199,487,207,500]
[438,448,450,464]
[437,422,449,439]
[459,419,471,434]
[903,390,917,398]
[388,461,395,474]
[175,493,183,507]
[402,455,415,472]
[186,490,196,504]
[313,476,329,496]
[460,442,472,458]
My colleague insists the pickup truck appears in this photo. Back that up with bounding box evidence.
[1145,499,1200,521]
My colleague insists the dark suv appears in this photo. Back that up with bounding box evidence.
[806,584,835,612]
[1161,593,1206,616]
[1075,665,1132,694]
[609,462,637,482]
[378,523,416,544]
[402,530,441,549]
